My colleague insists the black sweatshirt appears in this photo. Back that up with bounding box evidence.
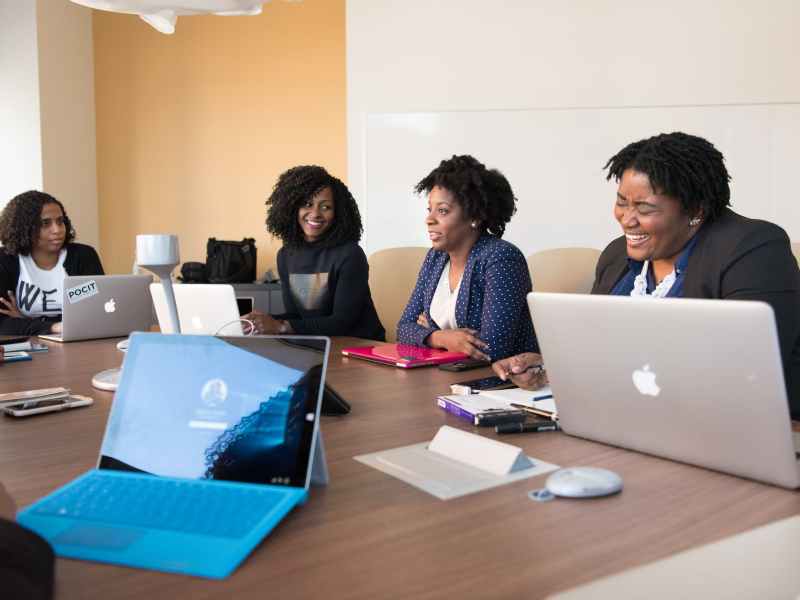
[0,243,104,335]
[0,518,55,600]
[276,241,385,341]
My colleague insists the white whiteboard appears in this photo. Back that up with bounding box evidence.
[360,104,800,257]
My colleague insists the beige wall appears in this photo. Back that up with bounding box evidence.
[94,1,346,275]
[38,0,99,249]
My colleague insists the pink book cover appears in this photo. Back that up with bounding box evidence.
[341,343,468,368]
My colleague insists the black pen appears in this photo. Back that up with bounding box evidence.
[495,421,561,434]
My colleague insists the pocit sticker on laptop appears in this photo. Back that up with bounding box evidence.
[66,280,99,304]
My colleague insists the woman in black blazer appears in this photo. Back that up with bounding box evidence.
[494,132,800,419]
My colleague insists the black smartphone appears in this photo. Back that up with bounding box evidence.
[0,335,30,345]
[438,358,491,372]
[453,375,516,392]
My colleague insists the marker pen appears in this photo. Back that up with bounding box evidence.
[495,421,561,434]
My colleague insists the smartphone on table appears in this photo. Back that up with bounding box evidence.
[438,358,491,372]
[452,375,516,393]
[4,395,93,417]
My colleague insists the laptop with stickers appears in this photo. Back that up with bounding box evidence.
[18,333,330,578]
[38,275,154,342]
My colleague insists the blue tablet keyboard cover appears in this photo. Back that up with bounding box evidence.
[19,469,307,578]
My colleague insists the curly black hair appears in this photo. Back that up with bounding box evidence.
[265,166,362,248]
[0,190,75,255]
[414,155,517,238]
[604,132,731,223]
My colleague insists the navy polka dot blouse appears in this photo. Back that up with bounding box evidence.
[396,235,538,361]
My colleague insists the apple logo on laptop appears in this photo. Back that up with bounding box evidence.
[191,316,204,331]
[104,299,116,313]
[632,364,660,397]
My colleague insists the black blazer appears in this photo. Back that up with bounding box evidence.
[592,208,800,419]
[0,243,104,335]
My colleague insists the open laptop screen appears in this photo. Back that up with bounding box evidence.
[99,333,328,488]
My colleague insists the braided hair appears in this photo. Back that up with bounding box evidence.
[0,190,75,255]
[604,132,731,222]
[415,155,517,238]
[266,166,362,248]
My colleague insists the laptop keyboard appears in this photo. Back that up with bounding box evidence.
[32,472,290,539]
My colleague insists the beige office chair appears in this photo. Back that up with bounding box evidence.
[368,247,429,342]
[791,242,800,267]
[527,247,602,294]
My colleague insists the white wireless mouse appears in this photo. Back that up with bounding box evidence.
[545,467,622,498]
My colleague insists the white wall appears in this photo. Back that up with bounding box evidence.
[0,1,97,250]
[37,0,99,249]
[347,0,800,257]
[0,1,43,208]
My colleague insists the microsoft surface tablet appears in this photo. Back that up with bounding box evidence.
[19,333,330,578]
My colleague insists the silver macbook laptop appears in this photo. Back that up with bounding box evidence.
[528,292,800,489]
[40,275,154,342]
[151,283,243,335]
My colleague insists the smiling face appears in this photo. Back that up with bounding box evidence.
[34,202,67,255]
[425,186,478,253]
[614,169,700,265]
[297,186,335,243]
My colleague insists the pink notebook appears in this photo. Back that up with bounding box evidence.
[341,343,469,368]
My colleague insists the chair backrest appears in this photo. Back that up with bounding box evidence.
[791,242,800,267]
[368,247,429,342]
[527,247,602,294]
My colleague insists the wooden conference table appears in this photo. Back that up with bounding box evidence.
[1,337,799,599]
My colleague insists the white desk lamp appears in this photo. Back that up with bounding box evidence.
[91,234,181,391]
[135,234,181,334]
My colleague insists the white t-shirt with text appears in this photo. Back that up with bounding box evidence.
[16,250,67,317]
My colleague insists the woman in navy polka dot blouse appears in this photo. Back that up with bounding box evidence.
[396,155,537,362]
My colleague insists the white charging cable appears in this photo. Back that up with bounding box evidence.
[213,318,256,337]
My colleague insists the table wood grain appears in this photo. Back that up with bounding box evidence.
[1,337,798,599]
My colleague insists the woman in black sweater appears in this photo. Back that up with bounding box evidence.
[0,191,104,335]
[245,166,385,341]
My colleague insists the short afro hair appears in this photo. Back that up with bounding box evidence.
[266,166,362,248]
[414,155,517,238]
[0,190,74,255]
[604,132,731,223]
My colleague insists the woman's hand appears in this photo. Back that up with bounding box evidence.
[429,329,490,361]
[416,313,430,328]
[492,352,548,390]
[50,322,62,334]
[0,292,23,319]
[243,310,290,335]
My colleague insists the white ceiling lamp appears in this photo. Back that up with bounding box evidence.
[70,1,270,35]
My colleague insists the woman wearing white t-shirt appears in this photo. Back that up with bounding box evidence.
[0,190,103,335]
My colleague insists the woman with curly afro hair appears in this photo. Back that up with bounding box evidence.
[0,190,103,335]
[493,132,800,420]
[397,155,537,361]
[244,166,385,340]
